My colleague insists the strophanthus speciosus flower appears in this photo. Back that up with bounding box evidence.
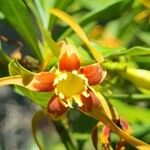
[31,42,106,119]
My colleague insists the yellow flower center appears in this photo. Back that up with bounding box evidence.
[56,72,86,98]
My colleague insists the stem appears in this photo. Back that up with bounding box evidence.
[0,75,22,86]
[54,121,77,150]
[93,111,150,150]
[102,62,127,71]
[104,93,150,101]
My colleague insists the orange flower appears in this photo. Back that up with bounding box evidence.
[31,42,106,119]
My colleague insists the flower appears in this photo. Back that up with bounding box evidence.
[31,42,106,120]
[100,117,132,150]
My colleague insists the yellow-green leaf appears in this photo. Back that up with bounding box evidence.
[121,68,150,90]
[49,8,104,63]
[0,75,22,86]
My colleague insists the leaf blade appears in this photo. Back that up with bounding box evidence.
[49,8,104,63]
[0,0,42,60]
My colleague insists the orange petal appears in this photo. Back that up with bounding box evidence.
[80,89,100,112]
[33,72,55,92]
[101,126,111,144]
[59,42,80,72]
[119,118,132,134]
[47,96,68,119]
[80,64,106,85]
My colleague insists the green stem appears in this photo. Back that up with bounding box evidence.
[104,93,150,101]
[54,121,77,150]
[102,62,127,71]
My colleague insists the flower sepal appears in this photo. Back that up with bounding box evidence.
[47,96,69,121]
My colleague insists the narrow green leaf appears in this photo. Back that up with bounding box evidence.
[48,0,73,29]
[0,47,12,76]
[0,75,22,87]
[33,0,52,29]
[8,59,53,107]
[49,8,104,63]
[0,0,42,60]
[121,68,150,90]
[137,31,150,46]
[0,47,11,64]
[15,86,53,107]
[32,110,46,150]
[92,42,150,58]
[59,0,133,40]
[23,0,60,70]
[9,59,34,85]
[127,46,150,56]
[110,99,150,123]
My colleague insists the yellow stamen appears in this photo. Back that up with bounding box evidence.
[56,73,85,98]
[73,96,83,107]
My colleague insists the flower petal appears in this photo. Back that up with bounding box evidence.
[119,117,132,134]
[33,72,55,92]
[47,96,68,120]
[80,89,100,112]
[101,126,111,144]
[80,64,106,85]
[100,126,113,150]
[59,42,80,72]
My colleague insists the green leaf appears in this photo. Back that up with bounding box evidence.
[48,0,73,30]
[92,42,150,58]
[121,68,150,90]
[32,110,77,150]
[8,59,53,107]
[49,8,104,63]
[0,75,22,87]
[33,0,53,29]
[9,59,34,83]
[0,47,11,64]
[78,47,95,65]
[59,0,133,40]
[79,0,126,10]
[32,110,46,150]
[91,42,126,58]
[0,0,42,60]
[137,31,150,46]
[127,46,150,56]
[16,86,52,107]
[0,47,12,76]
[23,0,60,70]
[110,99,150,123]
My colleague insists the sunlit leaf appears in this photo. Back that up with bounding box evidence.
[49,8,104,63]
[23,0,60,70]
[121,68,150,90]
[8,59,53,107]
[110,99,150,123]
[59,0,133,40]
[48,0,73,29]
[15,86,53,107]
[92,42,150,58]
[9,59,34,85]
[0,75,22,86]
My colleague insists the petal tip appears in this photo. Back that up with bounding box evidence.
[33,72,55,92]
[59,42,81,72]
